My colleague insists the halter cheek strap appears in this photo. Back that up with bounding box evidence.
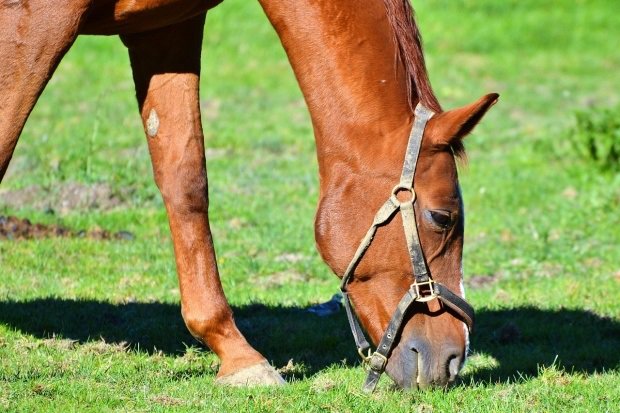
[340,103,475,393]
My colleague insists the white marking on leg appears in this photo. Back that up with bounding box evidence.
[146,108,160,137]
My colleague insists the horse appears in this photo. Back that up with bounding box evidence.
[0,0,498,390]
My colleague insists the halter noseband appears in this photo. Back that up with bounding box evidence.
[340,103,475,392]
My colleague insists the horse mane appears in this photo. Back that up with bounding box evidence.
[383,0,441,113]
[383,0,467,158]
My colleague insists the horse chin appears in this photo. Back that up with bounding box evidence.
[384,341,419,390]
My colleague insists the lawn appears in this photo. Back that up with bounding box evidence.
[1,0,619,411]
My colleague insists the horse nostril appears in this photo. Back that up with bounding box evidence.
[409,339,427,355]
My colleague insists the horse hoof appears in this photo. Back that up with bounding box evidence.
[215,361,286,387]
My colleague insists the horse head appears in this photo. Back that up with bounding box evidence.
[316,94,497,390]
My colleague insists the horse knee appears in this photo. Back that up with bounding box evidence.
[183,316,211,343]
[156,170,209,214]
[182,307,232,343]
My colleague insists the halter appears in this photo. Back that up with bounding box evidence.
[340,103,475,392]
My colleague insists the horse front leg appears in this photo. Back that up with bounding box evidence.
[121,14,284,386]
[0,0,92,181]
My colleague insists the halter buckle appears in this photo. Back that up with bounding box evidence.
[410,279,439,302]
[368,352,388,372]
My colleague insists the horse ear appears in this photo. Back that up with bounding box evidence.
[429,93,499,143]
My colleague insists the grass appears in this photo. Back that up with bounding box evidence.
[1,0,619,411]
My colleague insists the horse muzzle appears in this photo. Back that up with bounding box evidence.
[385,337,465,390]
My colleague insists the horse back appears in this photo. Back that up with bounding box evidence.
[81,0,223,35]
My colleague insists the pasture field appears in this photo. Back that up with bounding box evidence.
[1,0,619,411]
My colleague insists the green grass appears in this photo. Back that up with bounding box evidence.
[1,0,619,411]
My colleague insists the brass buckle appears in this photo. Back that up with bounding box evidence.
[358,348,388,372]
[410,279,439,302]
[368,352,388,372]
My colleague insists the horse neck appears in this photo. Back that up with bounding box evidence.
[260,0,417,187]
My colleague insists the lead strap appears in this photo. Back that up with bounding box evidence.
[339,197,400,353]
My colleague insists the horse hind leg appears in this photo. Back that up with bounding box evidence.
[0,1,92,181]
[120,14,284,386]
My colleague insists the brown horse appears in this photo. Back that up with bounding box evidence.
[0,0,498,389]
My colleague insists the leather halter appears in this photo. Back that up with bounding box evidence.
[340,103,475,392]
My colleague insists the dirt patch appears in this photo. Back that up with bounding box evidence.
[41,337,78,351]
[81,339,129,355]
[205,147,231,160]
[466,274,500,289]
[311,375,337,392]
[0,215,134,241]
[253,270,307,288]
[539,263,563,278]
[151,395,185,407]
[200,98,221,121]
[562,186,578,199]
[275,252,307,264]
[0,182,132,214]
[227,217,248,230]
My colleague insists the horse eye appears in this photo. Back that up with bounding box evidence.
[429,210,453,229]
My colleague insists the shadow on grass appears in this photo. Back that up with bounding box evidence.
[0,298,357,375]
[0,298,618,380]
[466,307,620,383]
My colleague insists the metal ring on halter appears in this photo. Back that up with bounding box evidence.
[358,347,372,363]
[390,184,416,207]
